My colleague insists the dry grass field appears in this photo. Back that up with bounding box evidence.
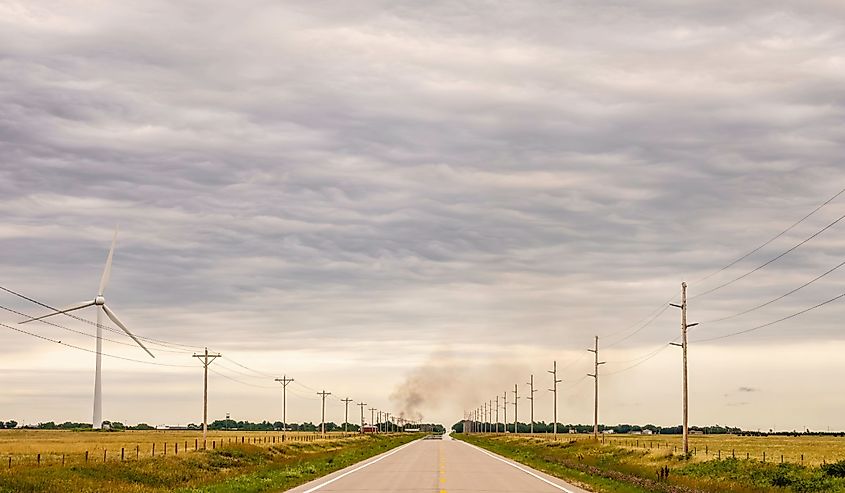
[522,433,845,466]
[0,429,356,467]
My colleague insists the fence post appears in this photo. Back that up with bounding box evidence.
[152,443,155,457]
[136,446,139,460]
[103,449,107,462]
[85,450,89,463]
[62,454,65,466]
[175,443,178,455]
[195,439,198,451]
[763,451,766,463]
[37,454,40,466]
[121,448,125,462]
[7,456,10,468]
[212,440,216,449]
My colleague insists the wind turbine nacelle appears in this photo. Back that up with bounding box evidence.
[94,296,105,305]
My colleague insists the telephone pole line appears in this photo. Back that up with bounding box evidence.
[341,397,353,432]
[358,402,367,433]
[512,384,519,434]
[503,391,508,433]
[274,375,294,437]
[369,407,376,431]
[548,360,562,438]
[495,395,500,433]
[587,336,605,440]
[670,281,697,457]
[527,374,537,434]
[317,390,331,435]
[192,347,221,450]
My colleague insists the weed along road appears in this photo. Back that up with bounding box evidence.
[285,435,590,493]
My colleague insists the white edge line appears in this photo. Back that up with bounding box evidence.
[460,440,578,493]
[297,438,421,493]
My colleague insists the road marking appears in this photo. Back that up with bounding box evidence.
[459,441,578,493]
[298,440,420,493]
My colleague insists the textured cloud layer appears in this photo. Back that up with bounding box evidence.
[1,1,844,429]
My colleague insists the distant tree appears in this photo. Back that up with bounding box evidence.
[131,423,155,430]
[38,421,57,430]
[5,421,17,429]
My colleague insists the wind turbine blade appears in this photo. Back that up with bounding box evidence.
[18,300,96,324]
[101,305,155,359]
[98,228,118,296]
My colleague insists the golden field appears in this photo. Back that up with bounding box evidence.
[520,432,845,466]
[0,429,357,467]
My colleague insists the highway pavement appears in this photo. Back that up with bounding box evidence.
[285,434,591,493]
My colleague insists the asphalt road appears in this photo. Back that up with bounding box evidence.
[285,434,591,493]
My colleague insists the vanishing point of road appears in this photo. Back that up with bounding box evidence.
[285,434,590,493]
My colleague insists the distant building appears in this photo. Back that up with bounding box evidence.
[603,430,615,434]
[568,429,577,434]
[642,429,653,435]
[690,430,704,435]
[362,425,377,433]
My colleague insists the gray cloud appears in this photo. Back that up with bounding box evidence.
[1,1,844,428]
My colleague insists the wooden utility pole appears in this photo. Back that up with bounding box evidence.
[503,391,508,433]
[670,281,697,457]
[512,384,519,434]
[358,402,367,433]
[274,375,294,437]
[369,407,376,432]
[317,390,331,435]
[192,348,220,450]
[527,374,537,434]
[548,360,562,438]
[341,398,353,432]
[587,336,605,440]
[495,395,500,433]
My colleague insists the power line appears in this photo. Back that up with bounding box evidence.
[605,304,671,348]
[0,321,193,368]
[0,285,204,351]
[0,304,189,355]
[690,212,845,300]
[701,258,845,324]
[692,291,845,343]
[695,186,845,284]
[207,367,277,389]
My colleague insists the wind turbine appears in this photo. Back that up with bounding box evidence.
[21,229,154,429]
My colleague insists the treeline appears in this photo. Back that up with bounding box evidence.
[452,421,744,435]
[4,419,445,433]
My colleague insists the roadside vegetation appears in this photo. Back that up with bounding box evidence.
[456,433,845,493]
[0,433,420,493]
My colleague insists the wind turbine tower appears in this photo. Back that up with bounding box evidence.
[21,229,154,428]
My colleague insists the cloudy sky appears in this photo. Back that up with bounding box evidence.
[1,1,844,431]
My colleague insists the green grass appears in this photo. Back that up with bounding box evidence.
[455,434,845,493]
[0,434,420,493]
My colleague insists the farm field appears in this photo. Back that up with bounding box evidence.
[459,433,845,493]
[521,433,845,466]
[0,429,357,467]
[0,431,420,493]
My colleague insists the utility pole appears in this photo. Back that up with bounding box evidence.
[377,410,382,432]
[503,391,508,433]
[587,336,605,440]
[358,402,367,433]
[512,384,519,434]
[369,407,376,431]
[527,374,537,434]
[495,395,500,433]
[670,281,697,457]
[274,375,294,437]
[548,360,562,438]
[192,347,221,450]
[317,390,331,435]
[341,397,353,432]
